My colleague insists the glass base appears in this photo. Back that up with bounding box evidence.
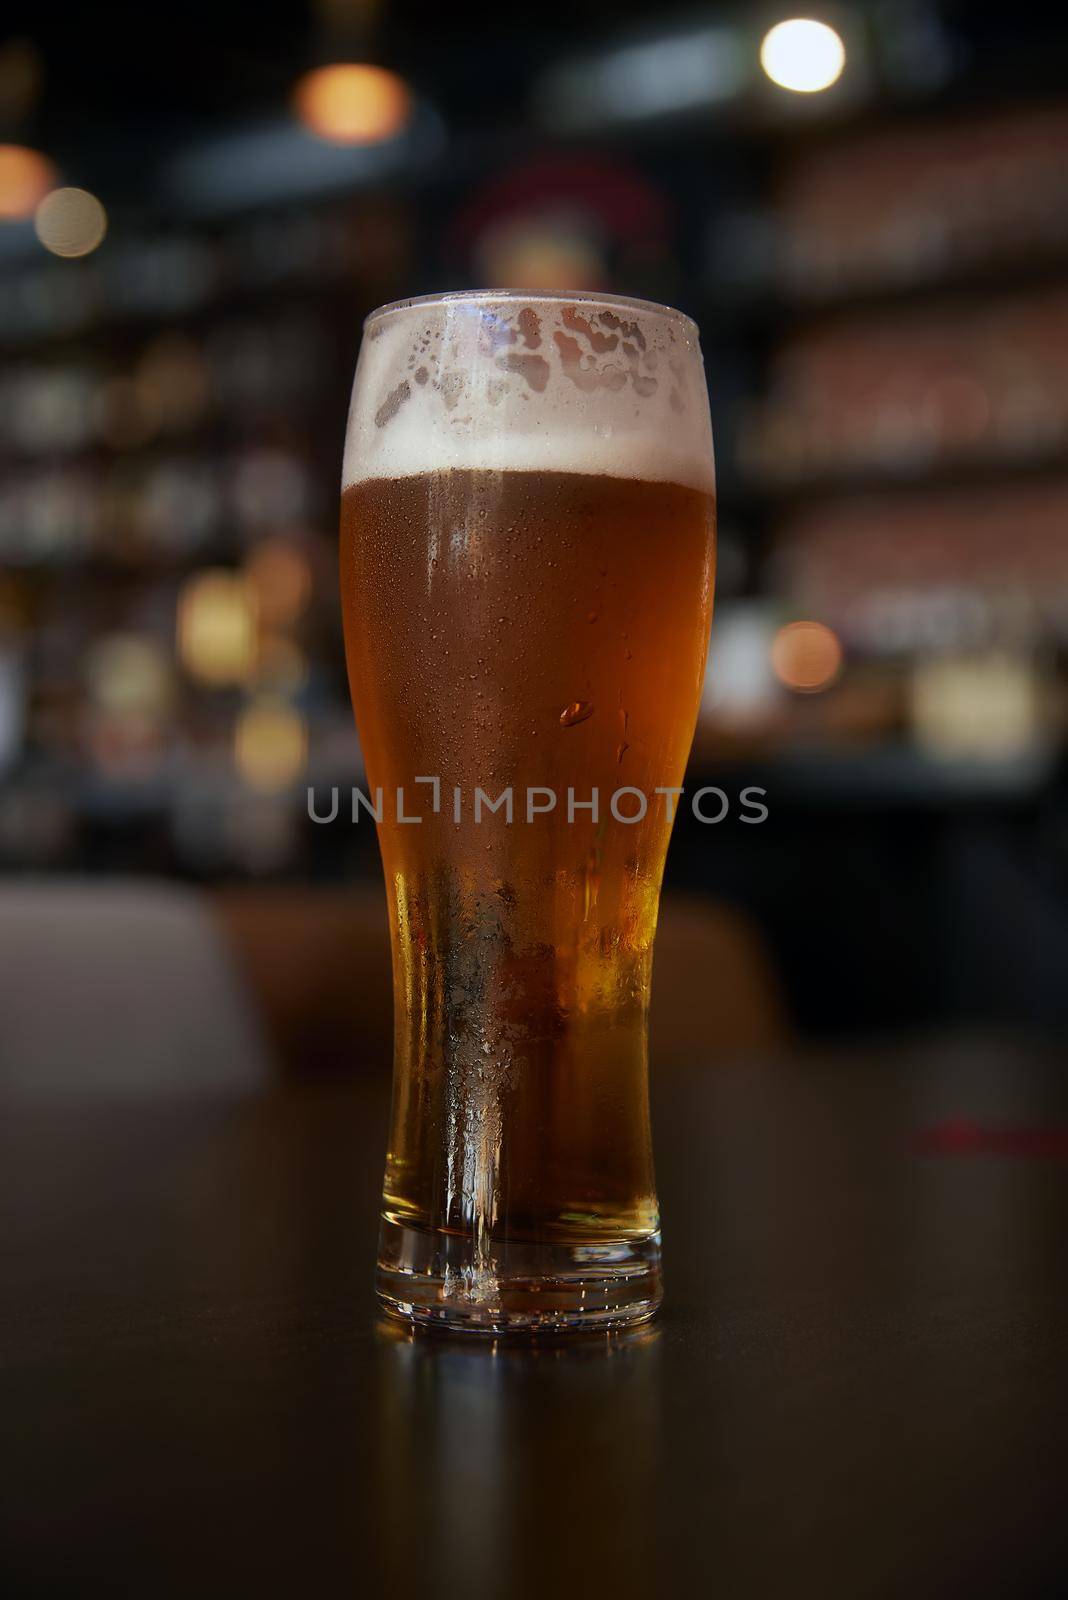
[376,1217,663,1336]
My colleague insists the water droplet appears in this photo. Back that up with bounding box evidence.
[617,741,630,764]
[587,611,598,624]
[559,700,594,728]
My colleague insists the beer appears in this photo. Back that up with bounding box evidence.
[340,293,716,1331]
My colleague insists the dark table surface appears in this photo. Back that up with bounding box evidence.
[3,1036,1067,1598]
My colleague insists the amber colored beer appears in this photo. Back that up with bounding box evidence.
[341,289,716,1332]
[341,466,715,1312]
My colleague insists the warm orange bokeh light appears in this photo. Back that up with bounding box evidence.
[245,538,312,627]
[771,620,843,693]
[478,220,605,292]
[293,63,410,145]
[0,143,57,220]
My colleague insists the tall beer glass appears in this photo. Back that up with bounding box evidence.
[341,291,716,1333]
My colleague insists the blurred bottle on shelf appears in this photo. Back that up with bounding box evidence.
[776,105,1068,300]
[740,289,1068,489]
[770,483,1068,654]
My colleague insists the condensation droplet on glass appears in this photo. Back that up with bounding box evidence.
[559,700,594,728]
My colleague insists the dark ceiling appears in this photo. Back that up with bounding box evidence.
[2,0,1064,192]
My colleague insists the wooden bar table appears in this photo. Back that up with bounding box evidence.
[3,1039,1066,1596]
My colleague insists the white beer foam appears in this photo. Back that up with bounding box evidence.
[343,293,716,495]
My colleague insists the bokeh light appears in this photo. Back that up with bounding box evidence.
[85,635,173,717]
[177,571,257,688]
[245,538,313,627]
[293,63,410,145]
[0,143,56,220]
[234,696,308,791]
[256,635,310,693]
[911,654,1038,758]
[760,19,846,94]
[771,620,844,692]
[34,186,108,257]
[477,218,605,292]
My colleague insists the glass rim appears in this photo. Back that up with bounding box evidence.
[363,288,699,335]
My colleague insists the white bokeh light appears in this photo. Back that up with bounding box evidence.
[760,18,846,94]
[34,186,108,257]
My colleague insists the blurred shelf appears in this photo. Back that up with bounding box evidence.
[0,230,379,356]
[0,545,251,580]
[738,449,1068,506]
[709,252,1068,334]
[691,743,1059,808]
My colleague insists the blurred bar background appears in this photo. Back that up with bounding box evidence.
[2,0,1067,1068]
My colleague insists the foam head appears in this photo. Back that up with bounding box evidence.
[343,291,716,494]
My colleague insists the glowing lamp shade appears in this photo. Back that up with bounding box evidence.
[771,620,843,692]
[760,19,845,94]
[34,187,108,258]
[293,63,411,145]
[0,143,57,220]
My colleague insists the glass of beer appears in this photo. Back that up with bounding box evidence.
[340,291,716,1333]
